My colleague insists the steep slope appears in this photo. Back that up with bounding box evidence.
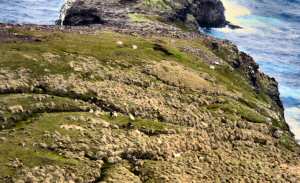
[0,0,299,182]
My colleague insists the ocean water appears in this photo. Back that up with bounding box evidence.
[206,0,300,141]
[0,0,64,25]
[0,0,299,140]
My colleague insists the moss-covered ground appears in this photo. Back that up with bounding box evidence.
[0,26,298,182]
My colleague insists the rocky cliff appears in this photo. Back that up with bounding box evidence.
[60,0,226,28]
[0,0,299,182]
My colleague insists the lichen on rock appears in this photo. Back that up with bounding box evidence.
[0,0,299,182]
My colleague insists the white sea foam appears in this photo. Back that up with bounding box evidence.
[59,0,77,26]
[285,107,300,142]
[0,0,64,25]
[221,0,251,24]
[218,0,300,143]
[220,0,256,33]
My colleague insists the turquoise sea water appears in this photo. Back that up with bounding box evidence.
[207,0,300,141]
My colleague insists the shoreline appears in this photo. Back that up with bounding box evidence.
[1,0,297,142]
[216,0,300,143]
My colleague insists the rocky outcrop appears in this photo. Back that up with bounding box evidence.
[168,0,226,28]
[192,0,226,27]
[59,0,226,28]
[62,1,104,26]
[0,1,299,182]
[205,40,285,112]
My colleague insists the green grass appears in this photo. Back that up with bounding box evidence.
[208,99,267,123]
[0,28,282,125]
[0,113,84,178]
[0,28,271,103]
[0,28,278,125]
[0,26,296,181]
[101,113,178,133]
[0,94,90,108]
[0,94,93,129]
[142,0,172,10]
[0,145,78,177]
[279,133,298,151]
[159,38,270,107]
[0,110,178,178]
[128,13,152,23]
[0,31,188,77]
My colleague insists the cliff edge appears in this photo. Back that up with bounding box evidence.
[59,0,226,28]
[0,0,299,182]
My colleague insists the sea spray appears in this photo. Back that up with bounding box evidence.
[58,0,76,26]
[211,0,300,142]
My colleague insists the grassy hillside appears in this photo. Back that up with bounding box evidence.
[0,25,299,182]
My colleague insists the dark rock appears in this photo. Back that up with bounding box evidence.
[189,0,226,27]
[62,1,104,26]
[184,14,199,29]
[254,137,267,145]
[59,0,226,28]
[169,0,226,28]
[125,122,135,129]
[207,40,286,121]
[227,22,242,29]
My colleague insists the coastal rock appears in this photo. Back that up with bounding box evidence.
[205,40,286,123]
[169,0,226,27]
[0,1,299,182]
[59,0,226,28]
[62,0,104,26]
[191,0,226,27]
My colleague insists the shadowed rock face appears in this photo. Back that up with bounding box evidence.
[60,0,226,28]
[63,8,103,26]
[169,0,225,27]
[190,0,226,27]
[62,1,104,26]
